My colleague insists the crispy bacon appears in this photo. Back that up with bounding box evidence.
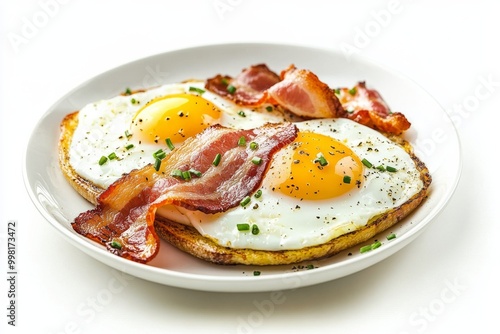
[336,81,411,135]
[205,64,280,105]
[267,65,345,119]
[72,123,298,263]
[206,64,411,135]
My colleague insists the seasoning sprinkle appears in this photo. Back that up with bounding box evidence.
[387,233,397,240]
[188,86,205,94]
[360,245,372,253]
[212,153,222,166]
[314,153,328,167]
[386,166,397,172]
[98,156,108,166]
[163,138,174,151]
[110,240,122,249]
[251,224,260,235]
[237,223,250,231]
[154,158,162,171]
[227,84,237,94]
[252,157,262,165]
[361,158,373,168]
[240,196,251,207]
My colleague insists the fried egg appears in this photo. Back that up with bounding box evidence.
[69,81,295,189]
[158,118,424,251]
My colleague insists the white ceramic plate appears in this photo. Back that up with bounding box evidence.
[24,43,461,292]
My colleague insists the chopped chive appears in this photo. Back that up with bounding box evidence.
[153,149,166,160]
[125,144,134,150]
[266,106,273,112]
[387,233,396,240]
[343,175,351,184]
[253,270,261,276]
[314,153,328,167]
[306,264,315,270]
[254,189,262,198]
[170,169,183,178]
[240,196,251,207]
[221,78,229,86]
[237,223,250,231]
[334,88,341,95]
[130,98,137,104]
[386,166,397,172]
[98,156,108,166]
[249,142,259,150]
[108,152,117,160]
[124,88,132,95]
[212,153,222,166]
[360,245,372,253]
[361,158,373,168]
[251,157,262,165]
[165,138,175,151]
[227,84,236,94]
[348,87,357,95]
[125,130,132,138]
[238,110,246,117]
[371,241,382,250]
[188,86,205,94]
[251,224,260,235]
[376,165,386,171]
[189,169,202,178]
[181,170,191,181]
[238,136,246,147]
[154,158,162,171]
[110,240,122,249]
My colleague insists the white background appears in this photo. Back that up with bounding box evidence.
[1,1,499,333]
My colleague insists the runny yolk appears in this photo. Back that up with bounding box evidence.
[270,131,363,200]
[130,94,221,144]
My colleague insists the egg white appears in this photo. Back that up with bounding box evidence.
[69,81,294,189]
[158,118,424,251]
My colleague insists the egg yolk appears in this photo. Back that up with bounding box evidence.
[130,94,221,144]
[270,131,363,200]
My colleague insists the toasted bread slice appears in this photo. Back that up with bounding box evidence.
[59,111,431,266]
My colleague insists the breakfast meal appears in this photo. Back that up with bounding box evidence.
[59,63,431,266]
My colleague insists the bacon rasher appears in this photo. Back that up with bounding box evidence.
[206,64,411,135]
[205,64,280,105]
[73,122,298,263]
[336,81,411,135]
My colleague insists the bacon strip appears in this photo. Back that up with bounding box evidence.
[205,64,280,105]
[267,65,345,119]
[336,81,411,135]
[72,123,298,263]
[206,64,411,135]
